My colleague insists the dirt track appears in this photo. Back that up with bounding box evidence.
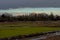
[44,35,60,40]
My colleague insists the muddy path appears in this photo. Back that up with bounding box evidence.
[28,31,60,40]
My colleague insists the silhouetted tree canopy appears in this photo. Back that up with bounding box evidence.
[0,12,60,22]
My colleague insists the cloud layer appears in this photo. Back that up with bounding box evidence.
[0,0,60,9]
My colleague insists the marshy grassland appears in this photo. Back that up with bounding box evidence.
[0,21,60,38]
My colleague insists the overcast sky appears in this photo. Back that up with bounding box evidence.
[0,0,60,9]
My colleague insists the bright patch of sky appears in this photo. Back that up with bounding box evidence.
[0,8,60,15]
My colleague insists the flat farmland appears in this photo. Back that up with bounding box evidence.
[0,21,60,38]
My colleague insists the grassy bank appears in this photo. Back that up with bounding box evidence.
[0,21,60,38]
[0,27,60,38]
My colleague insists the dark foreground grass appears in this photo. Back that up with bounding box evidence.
[0,27,60,38]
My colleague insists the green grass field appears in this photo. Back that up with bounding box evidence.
[0,27,60,38]
[0,22,60,38]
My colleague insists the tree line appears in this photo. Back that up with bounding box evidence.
[0,12,60,22]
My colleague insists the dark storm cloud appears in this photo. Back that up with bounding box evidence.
[0,0,60,9]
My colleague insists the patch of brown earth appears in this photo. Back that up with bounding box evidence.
[44,35,60,40]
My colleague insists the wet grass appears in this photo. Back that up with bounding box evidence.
[0,27,60,38]
[0,21,60,38]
